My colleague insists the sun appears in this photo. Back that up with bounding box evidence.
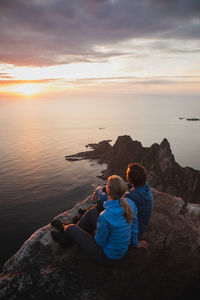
[14,83,41,96]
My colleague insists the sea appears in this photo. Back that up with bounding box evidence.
[0,94,200,268]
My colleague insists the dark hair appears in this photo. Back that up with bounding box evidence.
[126,163,147,187]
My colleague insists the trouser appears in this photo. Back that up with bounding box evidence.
[77,206,100,235]
[64,224,112,265]
[64,207,118,264]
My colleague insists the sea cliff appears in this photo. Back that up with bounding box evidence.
[66,135,200,204]
[0,189,200,300]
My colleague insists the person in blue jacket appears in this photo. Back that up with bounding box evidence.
[93,163,153,238]
[51,175,147,264]
[125,163,153,238]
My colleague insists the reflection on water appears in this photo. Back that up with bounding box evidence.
[0,95,200,267]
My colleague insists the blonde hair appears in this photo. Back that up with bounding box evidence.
[106,175,134,224]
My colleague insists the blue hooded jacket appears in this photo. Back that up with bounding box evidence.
[95,198,138,259]
[125,183,153,233]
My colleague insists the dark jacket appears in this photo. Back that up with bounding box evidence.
[125,183,153,233]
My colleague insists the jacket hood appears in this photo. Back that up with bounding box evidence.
[103,199,126,225]
[134,183,152,201]
[104,199,123,215]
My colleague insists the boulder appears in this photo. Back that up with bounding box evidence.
[0,189,200,300]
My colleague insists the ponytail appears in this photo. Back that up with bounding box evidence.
[120,198,134,224]
[106,175,134,224]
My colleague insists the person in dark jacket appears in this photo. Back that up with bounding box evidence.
[93,163,153,238]
[125,163,153,238]
[51,175,147,264]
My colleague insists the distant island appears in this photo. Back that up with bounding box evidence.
[179,117,200,121]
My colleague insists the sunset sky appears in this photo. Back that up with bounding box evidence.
[0,0,200,98]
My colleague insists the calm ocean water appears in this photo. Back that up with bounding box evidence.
[0,95,200,268]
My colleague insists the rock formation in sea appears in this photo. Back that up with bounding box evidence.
[65,135,200,204]
[0,189,200,300]
[179,117,200,121]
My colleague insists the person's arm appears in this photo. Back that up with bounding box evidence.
[93,187,108,202]
[131,204,139,247]
[93,187,108,212]
[95,215,110,247]
[93,186,103,201]
[131,209,148,248]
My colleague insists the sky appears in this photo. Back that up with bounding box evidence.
[0,0,200,99]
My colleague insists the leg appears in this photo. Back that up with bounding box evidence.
[64,224,109,264]
[50,230,72,248]
[78,207,100,235]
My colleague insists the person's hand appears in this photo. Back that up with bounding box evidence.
[136,240,148,249]
[63,224,69,231]
[93,186,103,201]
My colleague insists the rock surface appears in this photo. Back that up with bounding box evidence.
[66,135,200,204]
[0,189,200,300]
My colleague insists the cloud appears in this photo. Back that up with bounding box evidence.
[0,72,15,79]
[0,78,58,85]
[0,0,200,66]
[1,74,199,94]
[143,39,200,55]
[49,75,200,86]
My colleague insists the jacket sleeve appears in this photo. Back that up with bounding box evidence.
[95,214,110,247]
[94,187,108,202]
[131,204,139,247]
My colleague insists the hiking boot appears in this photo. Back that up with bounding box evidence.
[50,230,71,248]
[72,209,87,224]
[73,216,80,224]
[51,219,64,232]
[78,208,86,215]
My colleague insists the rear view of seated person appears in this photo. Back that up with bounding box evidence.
[125,163,153,238]
[51,175,147,264]
[93,163,153,238]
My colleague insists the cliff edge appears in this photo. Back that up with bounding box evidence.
[0,189,200,300]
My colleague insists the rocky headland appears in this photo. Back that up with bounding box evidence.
[65,135,200,204]
[0,189,200,300]
[1,136,200,299]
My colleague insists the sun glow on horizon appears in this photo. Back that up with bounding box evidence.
[12,83,42,96]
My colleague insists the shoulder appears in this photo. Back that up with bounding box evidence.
[99,209,110,221]
[145,183,154,199]
[125,197,137,213]
[97,212,109,227]
[125,190,137,200]
[145,182,151,190]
